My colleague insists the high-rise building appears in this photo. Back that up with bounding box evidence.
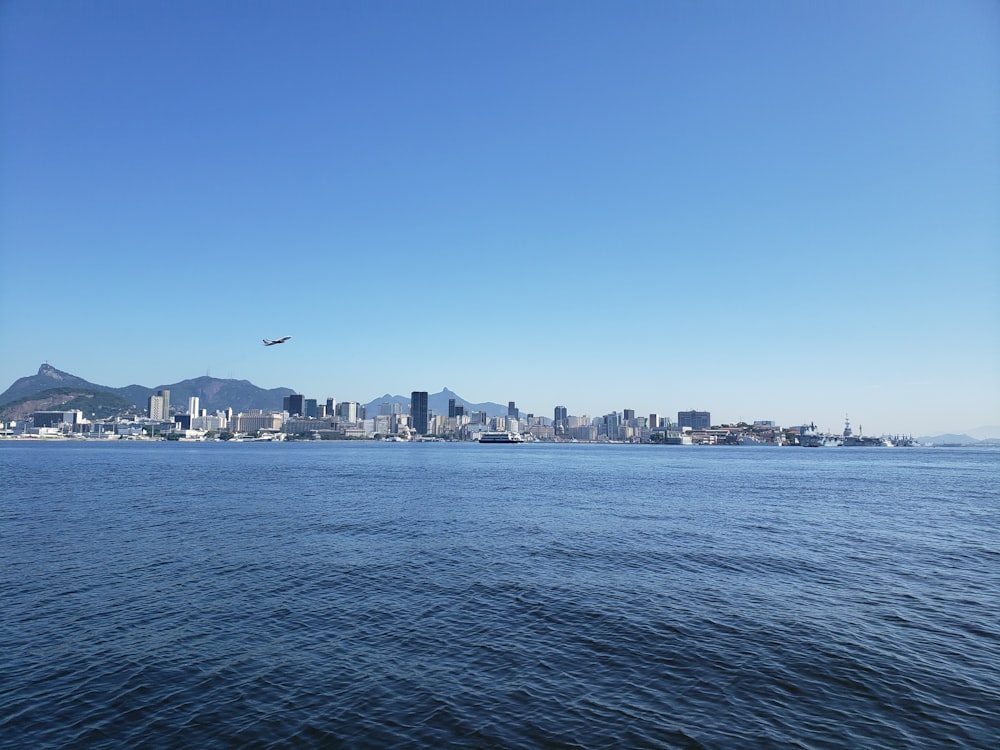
[189,396,200,418]
[605,412,621,440]
[508,401,519,420]
[448,398,456,418]
[148,394,166,420]
[326,397,336,415]
[553,405,568,435]
[649,413,660,429]
[337,401,359,423]
[283,394,305,416]
[623,409,635,422]
[305,399,318,418]
[677,410,711,430]
[158,389,170,416]
[411,391,429,435]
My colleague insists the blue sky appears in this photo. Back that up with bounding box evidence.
[2,0,998,435]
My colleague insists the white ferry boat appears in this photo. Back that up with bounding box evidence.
[478,431,524,444]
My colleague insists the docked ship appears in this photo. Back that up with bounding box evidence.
[478,431,524,444]
[799,423,825,447]
[841,416,885,447]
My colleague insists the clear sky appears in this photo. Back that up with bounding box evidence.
[2,0,998,436]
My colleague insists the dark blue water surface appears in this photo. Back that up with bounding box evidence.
[2,442,997,748]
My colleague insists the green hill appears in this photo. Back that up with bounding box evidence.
[0,387,133,422]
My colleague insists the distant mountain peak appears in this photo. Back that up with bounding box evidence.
[1,364,296,414]
[38,363,73,379]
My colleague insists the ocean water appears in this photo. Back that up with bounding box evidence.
[1,442,997,749]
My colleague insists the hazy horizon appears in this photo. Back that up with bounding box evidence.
[2,1,997,438]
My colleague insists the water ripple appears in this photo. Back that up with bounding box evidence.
[1,443,998,749]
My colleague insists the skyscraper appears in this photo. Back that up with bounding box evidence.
[411,391,429,435]
[147,394,165,420]
[158,389,170,416]
[508,401,519,420]
[189,396,200,417]
[283,394,305,416]
[605,412,621,440]
[448,398,456,418]
[336,401,359,422]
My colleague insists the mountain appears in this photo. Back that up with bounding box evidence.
[3,367,523,421]
[0,364,295,416]
[364,387,509,418]
[0,387,133,422]
[143,376,294,413]
[0,364,111,406]
[964,426,1000,441]
[916,433,980,445]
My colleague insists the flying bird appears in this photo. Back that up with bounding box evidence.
[263,336,291,346]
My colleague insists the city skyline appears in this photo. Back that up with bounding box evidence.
[2,361,998,440]
[1,2,997,438]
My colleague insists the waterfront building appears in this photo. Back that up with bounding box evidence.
[158,389,170,416]
[192,414,226,432]
[32,410,81,428]
[283,417,338,434]
[526,423,555,440]
[304,399,318,418]
[678,410,711,430]
[566,424,598,441]
[189,396,200,418]
[232,411,283,433]
[508,401,519,420]
[411,391,429,435]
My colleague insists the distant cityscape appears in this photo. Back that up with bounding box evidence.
[6,385,927,446]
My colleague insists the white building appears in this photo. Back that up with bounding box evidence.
[147,395,166,420]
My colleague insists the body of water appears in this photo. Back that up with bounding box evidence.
[2,442,997,748]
